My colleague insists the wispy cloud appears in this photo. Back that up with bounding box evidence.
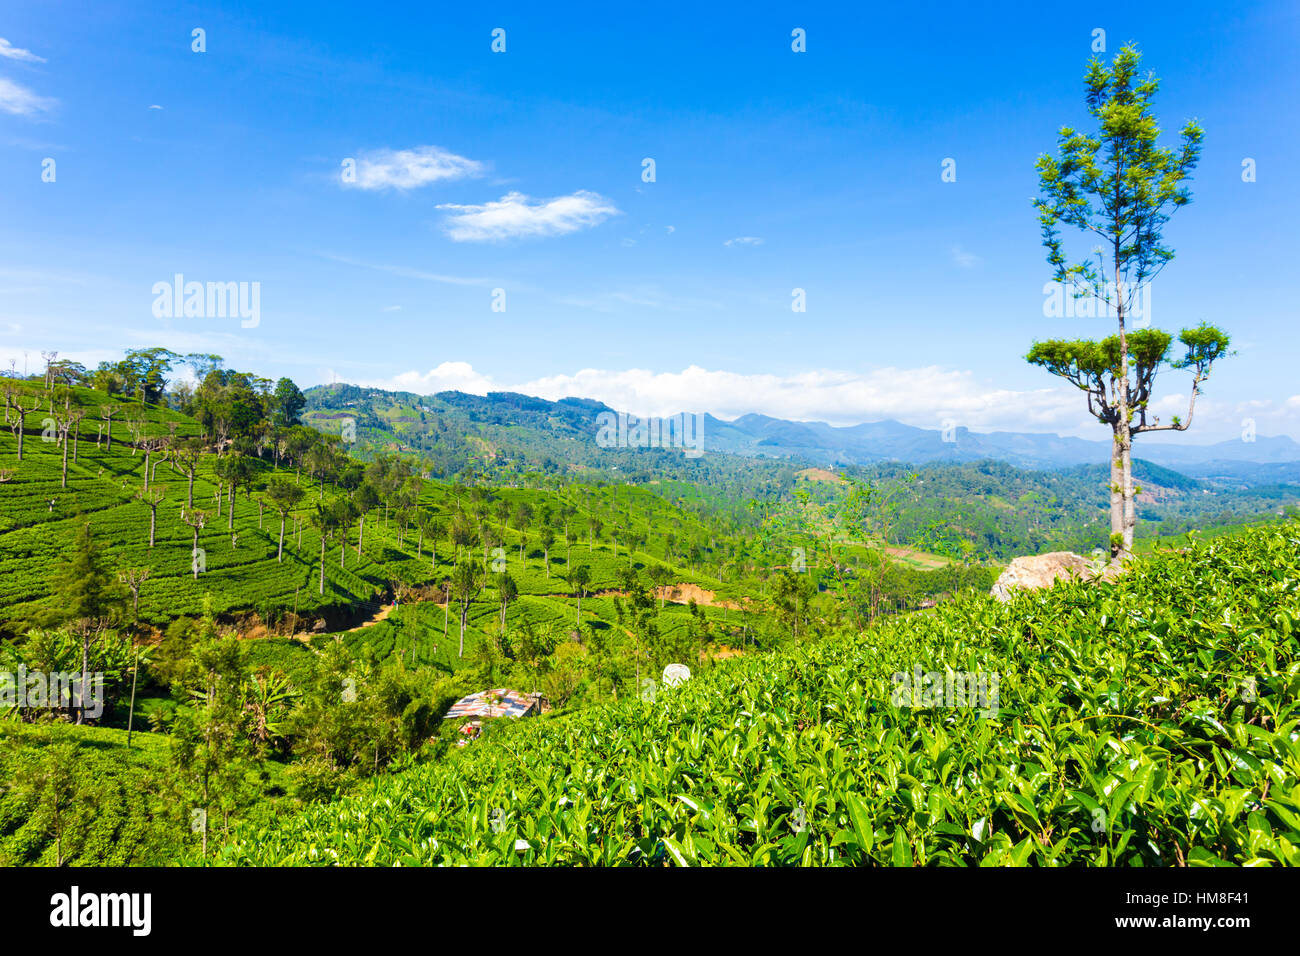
[951,245,981,268]
[315,252,498,288]
[436,190,620,241]
[724,236,764,247]
[0,77,56,116]
[342,145,484,190]
[553,286,724,314]
[0,38,45,63]
[0,267,92,286]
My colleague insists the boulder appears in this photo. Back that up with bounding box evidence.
[990,551,1122,602]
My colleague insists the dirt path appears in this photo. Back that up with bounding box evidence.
[534,583,742,610]
[347,602,394,632]
[654,583,742,610]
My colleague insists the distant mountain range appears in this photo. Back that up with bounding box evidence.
[306,383,1300,484]
[701,412,1300,474]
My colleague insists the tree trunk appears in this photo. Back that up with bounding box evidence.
[1114,253,1135,560]
[277,515,286,562]
[319,535,326,594]
[1109,434,1124,557]
[77,630,90,725]
[1121,429,1136,555]
[149,506,156,547]
[126,643,139,748]
[458,604,467,658]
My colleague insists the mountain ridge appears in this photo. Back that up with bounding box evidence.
[308,383,1300,477]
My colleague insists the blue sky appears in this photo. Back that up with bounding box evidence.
[2,0,1297,443]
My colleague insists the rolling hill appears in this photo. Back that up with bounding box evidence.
[304,383,1300,477]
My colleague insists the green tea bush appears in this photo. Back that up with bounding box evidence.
[214,521,1299,866]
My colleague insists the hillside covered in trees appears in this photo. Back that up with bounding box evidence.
[1,347,1296,867]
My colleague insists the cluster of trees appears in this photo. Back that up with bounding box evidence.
[4,348,307,458]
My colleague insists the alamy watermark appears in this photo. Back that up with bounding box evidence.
[152,274,260,328]
[595,411,704,458]
[50,886,151,936]
[891,665,999,717]
[1,667,104,718]
[1042,279,1151,327]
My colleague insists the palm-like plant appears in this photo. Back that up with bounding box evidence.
[244,670,299,747]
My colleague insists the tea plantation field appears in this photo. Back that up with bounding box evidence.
[214,520,1300,866]
[0,388,741,635]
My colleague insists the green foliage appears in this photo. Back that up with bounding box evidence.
[1034,43,1203,289]
[1028,43,1232,556]
[0,724,183,866]
[215,521,1300,866]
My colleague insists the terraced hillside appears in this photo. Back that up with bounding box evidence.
[215,521,1300,866]
[0,382,754,637]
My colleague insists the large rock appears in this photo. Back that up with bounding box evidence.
[990,551,1121,602]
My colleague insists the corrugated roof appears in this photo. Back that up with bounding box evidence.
[444,688,538,720]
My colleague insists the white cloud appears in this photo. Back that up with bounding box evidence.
[0,77,56,116]
[386,361,496,395]
[148,104,163,110]
[0,38,45,63]
[382,305,402,312]
[364,362,1092,433]
[364,362,1300,441]
[724,236,764,247]
[951,246,981,268]
[436,190,620,241]
[343,146,484,191]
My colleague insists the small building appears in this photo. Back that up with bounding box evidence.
[445,688,545,746]
[444,687,544,722]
